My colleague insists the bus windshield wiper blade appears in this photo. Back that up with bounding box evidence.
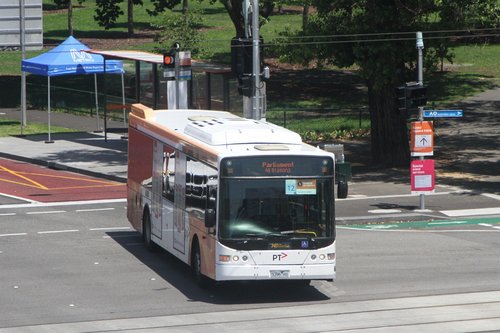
[265,232,287,238]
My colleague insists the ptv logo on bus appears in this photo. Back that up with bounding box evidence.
[272,253,288,261]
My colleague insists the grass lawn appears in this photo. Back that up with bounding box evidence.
[0,117,76,137]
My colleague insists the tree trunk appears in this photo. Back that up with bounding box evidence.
[368,79,410,167]
[68,0,73,36]
[127,0,134,37]
[182,0,189,14]
[221,0,245,37]
[302,5,309,31]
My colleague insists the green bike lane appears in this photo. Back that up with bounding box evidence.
[341,216,500,231]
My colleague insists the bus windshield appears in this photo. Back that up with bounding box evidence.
[219,177,335,250]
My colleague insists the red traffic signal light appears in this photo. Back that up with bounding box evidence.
[163,53,175,68]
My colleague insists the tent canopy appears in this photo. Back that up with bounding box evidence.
[21,36,123,76]
[19,36,125,142]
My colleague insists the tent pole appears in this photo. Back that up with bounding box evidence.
[94,73,101,132]
[103,58,107,142]
[46,76,54,143]
[121,72,126,129]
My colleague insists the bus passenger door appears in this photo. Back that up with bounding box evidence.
[161,146,175,249]
[173,153,187,254]
[151,141,163,239]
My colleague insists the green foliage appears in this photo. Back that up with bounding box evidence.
[439,0,500,29]
[94,0,124,29]
[152,11,205,56]
[53,0,86,8]
[148,0,181,16]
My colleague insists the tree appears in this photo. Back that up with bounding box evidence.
[94,0,189,37]
[53,0,85,36]
[152,11,204,55]
[274,0,499,167]
[219,0,275,38]
[94,0,144,37]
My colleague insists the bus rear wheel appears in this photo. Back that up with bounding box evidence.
[143,209,156,252]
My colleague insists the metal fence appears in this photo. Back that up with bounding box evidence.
[12,69,369,133]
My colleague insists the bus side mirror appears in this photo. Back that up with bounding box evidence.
[205,209,216,228]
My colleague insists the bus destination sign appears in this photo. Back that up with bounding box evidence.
[222,156,333,177]
[262,161,295,174]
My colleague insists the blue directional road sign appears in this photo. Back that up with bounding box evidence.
[424,110,463,118]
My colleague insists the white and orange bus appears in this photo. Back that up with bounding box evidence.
[127,103,337,287]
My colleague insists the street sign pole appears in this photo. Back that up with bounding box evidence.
[416,31,425,210]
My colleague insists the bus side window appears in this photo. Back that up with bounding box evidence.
[162,151,175,202]
[205,185,217,229]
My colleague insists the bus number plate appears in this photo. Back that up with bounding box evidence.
[270,270,290,278]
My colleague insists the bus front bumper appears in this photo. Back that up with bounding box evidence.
[215,263,336,281]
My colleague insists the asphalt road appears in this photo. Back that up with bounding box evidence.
[1,200,499,331]
[0,157,126,203]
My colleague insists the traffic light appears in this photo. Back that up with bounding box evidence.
[395,83,428,114]
[395,86,407,114]
[237,76,253,97]
[163,53,175,68]
[231,38,252,76]
[231,37,264,77]
[406,84,427,107]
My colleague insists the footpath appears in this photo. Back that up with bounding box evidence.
[0,88,499,223]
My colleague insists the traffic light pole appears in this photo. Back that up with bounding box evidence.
[416,31,425,210]
[251,0,261,120]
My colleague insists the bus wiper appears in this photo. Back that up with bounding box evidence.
[242,233,265,239]
[265,232,287,238]
[280,229,318,237]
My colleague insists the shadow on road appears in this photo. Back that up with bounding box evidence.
[108,231,331,304]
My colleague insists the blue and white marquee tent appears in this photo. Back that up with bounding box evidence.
[21,36,124,141]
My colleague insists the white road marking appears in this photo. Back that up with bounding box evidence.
[428,221,467,225]
[89,227,130,231]
[37,229,79,234]
[0,232,28,237]
[0,213,16,216]
[368,209,402,214]
[441,207,500,217]
[482,193,500,201]
[0,198,126,210]
[26,210,66,215]
[340,191,458,201]
[0,192,39,204]
[76,208,115,213]
[339,226,500,233]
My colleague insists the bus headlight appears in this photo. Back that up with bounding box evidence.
[327,253,336,260]
[232,255,240,262]
[319,254,326,260]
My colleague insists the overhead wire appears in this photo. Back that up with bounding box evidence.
[198,27,499,47]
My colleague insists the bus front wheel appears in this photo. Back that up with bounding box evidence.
[191,241,211,289]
